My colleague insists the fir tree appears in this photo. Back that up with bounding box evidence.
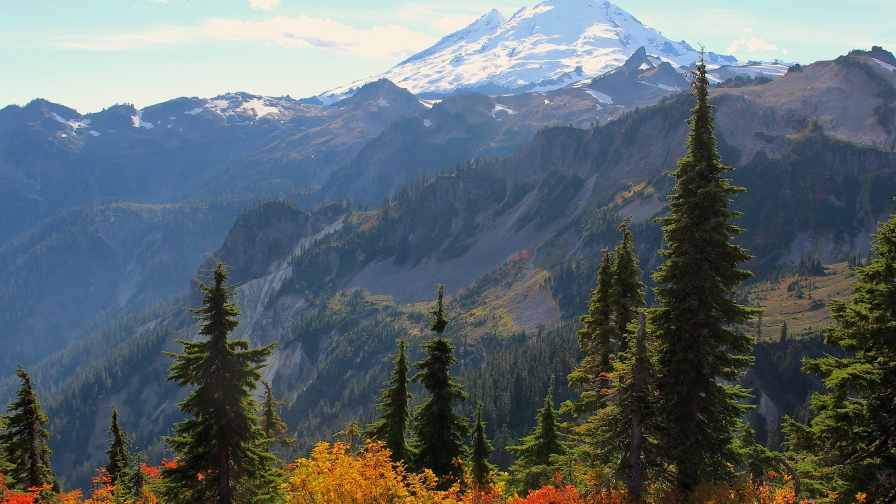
[608,216,646,353]
[259,380,296,450]
[567,217,649,494]
[650,53,757,491]
[508,386,565,493]
[105,405,132,486]
[411,285,468,487]
[161,260,281,504]
[469,402,496,490]
[567,247,616,416]
[0,366,59,493]
[786,210,896,502]
[367,339,412,463]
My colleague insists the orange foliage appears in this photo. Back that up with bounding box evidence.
[286,440,462,504]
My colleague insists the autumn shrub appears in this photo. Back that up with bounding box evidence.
[285,440,461,504]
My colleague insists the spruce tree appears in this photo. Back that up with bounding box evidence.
[161,261,281,504]
[411,285,468,487]
[508,387,565,493]
[650,53,757,491]
[469,402,496,489]
[785,210,896,502]
[259,381,296,450]
[367,339,412,463]
[0,365,59,493]
[105,405,132,486]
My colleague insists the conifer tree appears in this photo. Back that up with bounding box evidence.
[469,402,496,489]
[566,217,649,493]
[367,339,412,463]
[508,387,565,493]
[411,285,468,487]
[161,260,281,504]
[786,210,896,502]
[567,248,616,415]
[0,366,59,493]
[259,381,296,450]
[608,216,646,353]
[650,53,757,491]
[105,405,132,486]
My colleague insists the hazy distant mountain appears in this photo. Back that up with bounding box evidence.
[321,0,747,101]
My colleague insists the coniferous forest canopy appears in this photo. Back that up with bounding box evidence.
[1,39,896,504]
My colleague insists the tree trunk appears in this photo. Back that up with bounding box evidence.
[219,447,230,504]
[626,311,647,500]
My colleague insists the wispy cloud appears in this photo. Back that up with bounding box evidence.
[727,37,778,53]
[249,0,279,11]
[206,16,437,58]
[47,15,436,59]
[430,14,478,33]
[53,27,201,50]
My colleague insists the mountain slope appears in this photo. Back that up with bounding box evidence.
[321,0,738,100]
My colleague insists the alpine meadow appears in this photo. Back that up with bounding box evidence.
[2,0,896,503]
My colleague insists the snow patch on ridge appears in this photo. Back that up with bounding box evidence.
[131,110,154,129]
[873,58,896,72]
[584,88,614,104]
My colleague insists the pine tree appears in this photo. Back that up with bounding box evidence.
[650,53,757,492]
[469,402,496,489]
[259,380,296,450]
[367,339,412,463]
[508,387,565,493]
[411,285,468,487]
[785,210,896,502]
[160,260,281,504]
[105,405,132,486]
[0,366,59,493]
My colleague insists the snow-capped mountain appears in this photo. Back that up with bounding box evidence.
[320,0,740,102]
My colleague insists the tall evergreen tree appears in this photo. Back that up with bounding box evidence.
[567,248,616,416]
[411,285,468,487]
[0,366,59,493]
[650,53,757,491]
[508,387,565,493]
[786,210,896,502]
[259,381,296,450]
[608,216,646,351]
[161,260,281,504]
[567,217,650,492]
[105,405,132,486]
[469,402,496,490]
[367,339,412,463]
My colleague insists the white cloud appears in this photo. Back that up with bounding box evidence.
[431,14,478,33]
[742,28,753,33]
[249,0,279,11]
[206,15,437,59]
[53,27,200,50]
[47,14,436,59]
[727,37,778,53]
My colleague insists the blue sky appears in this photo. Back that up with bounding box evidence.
[1,0,893,113]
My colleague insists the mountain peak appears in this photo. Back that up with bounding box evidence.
[321,0,738,101]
